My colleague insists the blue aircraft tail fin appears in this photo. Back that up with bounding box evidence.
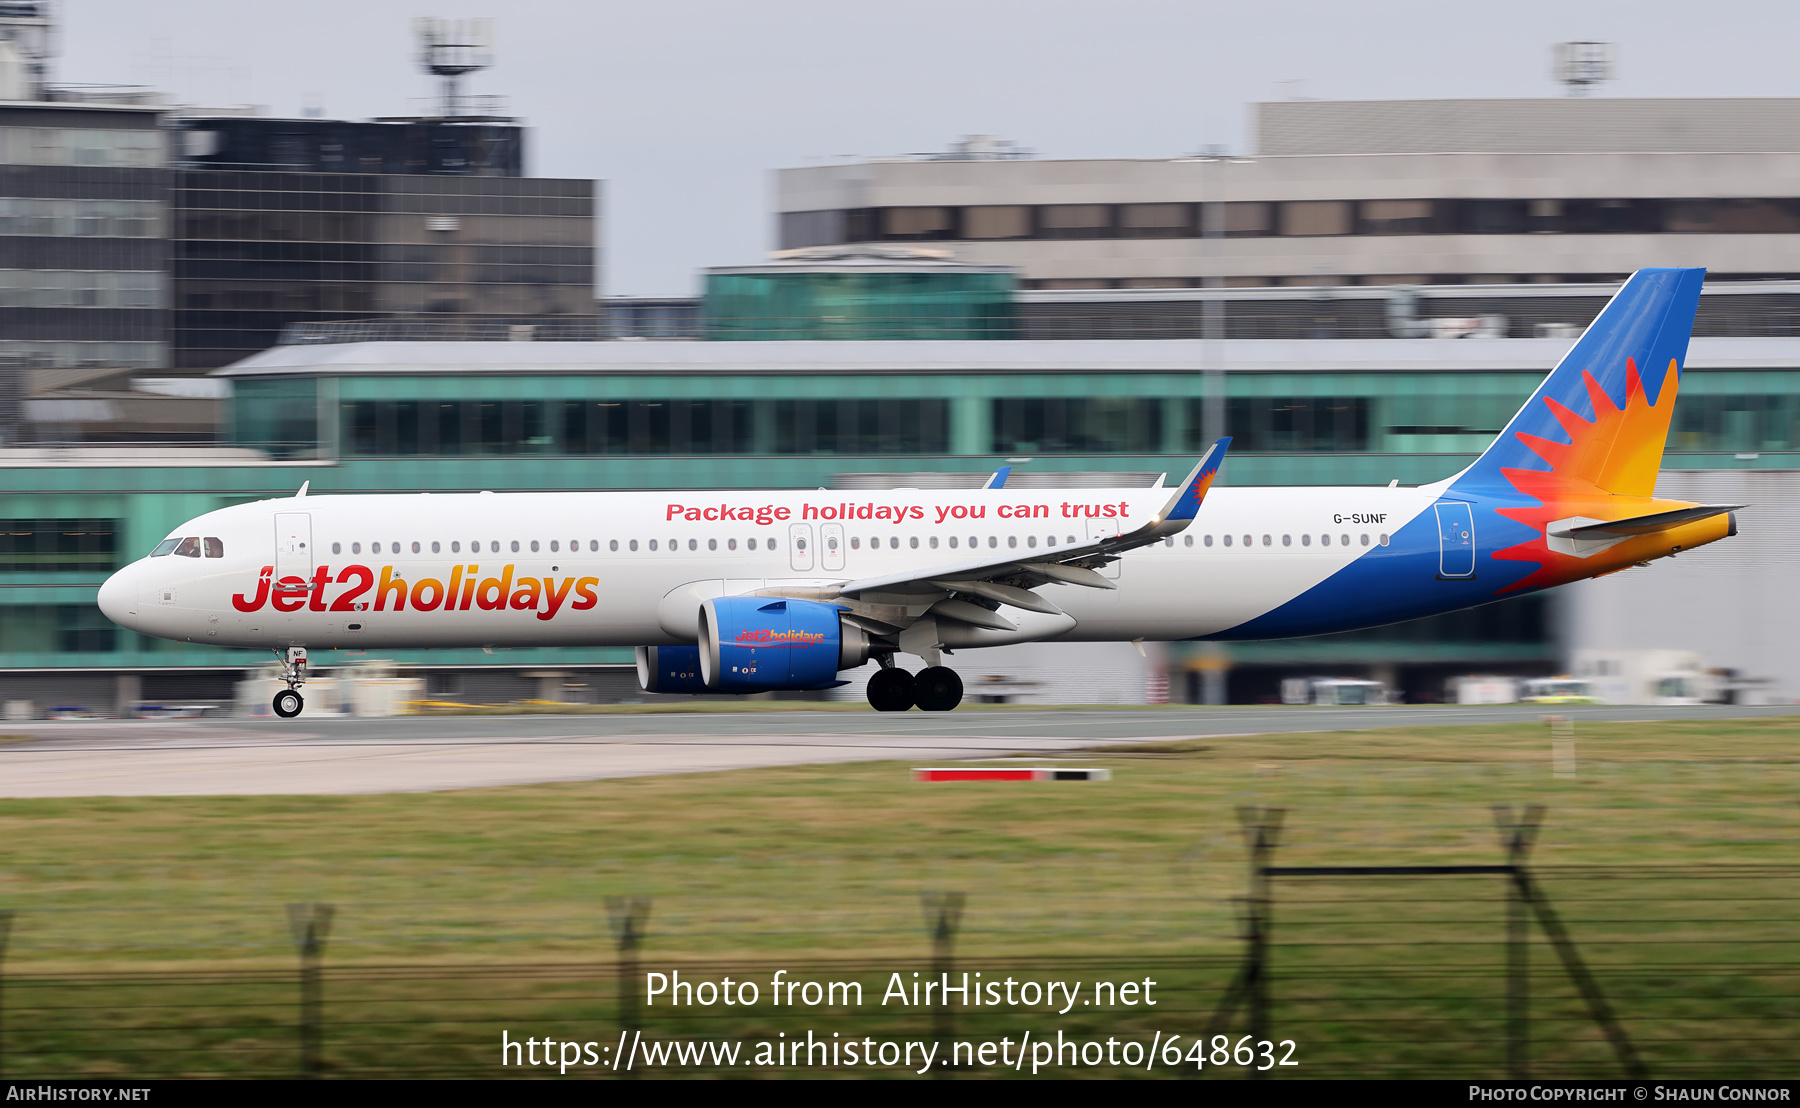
[1453,267,1704,498]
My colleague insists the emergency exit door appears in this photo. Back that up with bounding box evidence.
[788,522,814,571]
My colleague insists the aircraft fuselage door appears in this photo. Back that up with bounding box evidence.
[1434,501,1475,578]
[789,522,814,571]
[275,512,312,581]
[820,522,845,571]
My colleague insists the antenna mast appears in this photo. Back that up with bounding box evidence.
[1553,42,1616,97]
[414,17,493,119]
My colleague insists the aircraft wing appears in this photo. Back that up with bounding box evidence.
[810,439,1230,634]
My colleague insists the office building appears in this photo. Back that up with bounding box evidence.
[170,115,597,369]
[0,98,170,374]
[777,98,1800,288]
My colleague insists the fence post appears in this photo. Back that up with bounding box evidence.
[1494,804,1544,1079]
[1206,806,1284,1076]
[285,903,334,1080]
[1516,868,1646,1078]
[605,896,651,1077]
[0,909,13,1078]
[1242,807,1282,1073]
[920,891,966,1076]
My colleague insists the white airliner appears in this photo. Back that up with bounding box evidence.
[99,268,1739,715]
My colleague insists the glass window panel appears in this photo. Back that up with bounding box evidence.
[1359,199,1435,234]
[1037,204,1113,239]
[963,205,1032,239]
[1117,203,1193,238]
[393,401,420,455]
[559,400,587,454]
[519,401,548,454]
[476,401,504,454]
[1278,201,1352,236]
[435,402,463,455]
[630,401,670,453]
[990,397,1162,452]
[0,519,119,571]
[778,210,845,249]
[879,207,955,239]
[1220,202,1272,236]
[343,401,378,455]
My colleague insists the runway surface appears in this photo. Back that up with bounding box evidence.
[1,703,1793,797]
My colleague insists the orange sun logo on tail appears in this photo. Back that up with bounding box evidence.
[1492,357,1680,593]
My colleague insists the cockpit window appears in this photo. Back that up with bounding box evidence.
[173,536,202,558]
[150,538,180,557]
[203,537,224,558]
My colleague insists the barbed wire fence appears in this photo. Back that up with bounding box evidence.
[0,815,1795,1078]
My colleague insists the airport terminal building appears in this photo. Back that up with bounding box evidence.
[5,94,1800,713]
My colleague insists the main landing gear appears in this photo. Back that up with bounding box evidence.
[272,646,308,719]
[867,660,964,712]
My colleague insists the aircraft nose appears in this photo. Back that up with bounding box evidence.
[97,565,137,629]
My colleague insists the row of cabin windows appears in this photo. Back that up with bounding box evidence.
[327,538,788,555]
[319,531,1395,558]
[1166,532,1390,548]
[849,534,1080,551]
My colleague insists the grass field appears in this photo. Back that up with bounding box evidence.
[2,714,1796,1078]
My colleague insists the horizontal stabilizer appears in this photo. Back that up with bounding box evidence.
[1550,504,1744,539]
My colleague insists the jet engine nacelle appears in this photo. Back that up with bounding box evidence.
[636,645,708,693]
[698,596,869,692]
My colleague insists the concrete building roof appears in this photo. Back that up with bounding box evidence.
[1256,98,1800,156]
[215,336,1800,379]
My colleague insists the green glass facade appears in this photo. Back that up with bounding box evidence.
[231,366,1800,478]
[6,344,1799,700]
[703,270,1016,340]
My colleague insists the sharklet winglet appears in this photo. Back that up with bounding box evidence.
[1157,438,1231,524]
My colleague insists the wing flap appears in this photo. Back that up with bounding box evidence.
[929,598,1018,631]
[929,578,1064,615]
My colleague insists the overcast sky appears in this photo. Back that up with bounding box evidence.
[56,0,1800,296]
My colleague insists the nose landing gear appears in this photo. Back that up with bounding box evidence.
[272,646,308,718]
[866,662,964,712]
